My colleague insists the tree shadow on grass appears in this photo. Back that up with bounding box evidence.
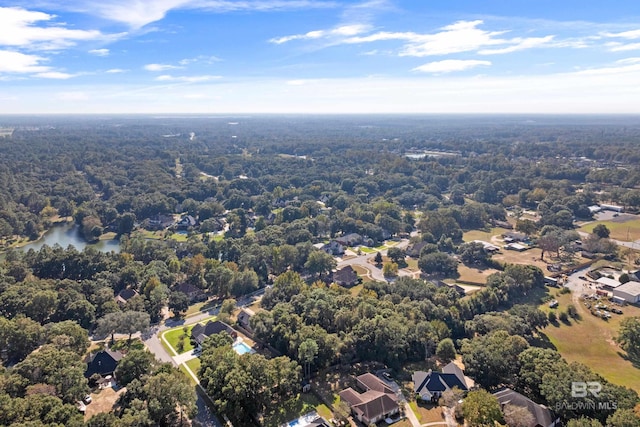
[530,332,558,350]
[617,351,640,369]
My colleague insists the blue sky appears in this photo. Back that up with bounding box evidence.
[1,0,640,113]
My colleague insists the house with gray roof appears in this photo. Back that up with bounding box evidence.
[413,362,470,402]
[493,388,559,427]
[338,373,400,424]
[190,320,237,348]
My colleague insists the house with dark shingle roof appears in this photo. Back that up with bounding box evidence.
[338,373,400,424]
[413,362,470,402]
[190,320,238,348]
[115,288,138,306]
[174,282,206,302]
[237,308,255,332]
[333,265,360,288]
[85,349,124,378]
[493,388,560,427]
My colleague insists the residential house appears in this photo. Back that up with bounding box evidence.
[491,220,513,230]
[191,320,238,348]
[473,240,501,253]
[147,214,175,230]
[505,243,528,252]
[174,282,206,303]
[335,233,363,247]
[413,362,470,402]
[502,231,528,243]
[115,288,139,306]
[339,373,400,424]
[333,266,360,288]
[321,240,345,256]
[85,349,124,378]
[176,214,197,230]
[406,241,428,258]
[612,281,640,304]
[237,308,255,332]
[493,388,560,427]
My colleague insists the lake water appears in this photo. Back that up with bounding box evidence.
[19,222,121,253]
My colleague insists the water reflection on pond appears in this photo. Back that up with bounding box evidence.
[19,222,120,253]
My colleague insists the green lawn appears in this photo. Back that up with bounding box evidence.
[168,232,189,242]
[179,365,198,386]
[185,357,201,376]
[161,325,196,355]
[580,218,640,242]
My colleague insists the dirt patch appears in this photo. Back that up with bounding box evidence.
[609,214,640,223]
[83,386,126,421]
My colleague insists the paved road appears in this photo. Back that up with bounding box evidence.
[336,239,411,282]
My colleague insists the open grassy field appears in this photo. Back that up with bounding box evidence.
[457,265,499,284]
[580,218,640,242]
[462,227,508,243]
[541,291,640,391]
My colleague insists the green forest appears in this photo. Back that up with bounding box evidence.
[1,115,640,427]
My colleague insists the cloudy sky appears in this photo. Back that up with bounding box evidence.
[1,0,640,114]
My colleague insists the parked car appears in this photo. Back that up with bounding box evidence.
[83,395,92,404]
[382,372,393,381]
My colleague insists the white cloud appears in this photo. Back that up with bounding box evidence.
[106,68,127,73]
[0,7,104,50]
[144,63,183,71]
[478,36,554,55]
[34,71,77,79]
[571,63,640,76]
[89,48,110,56]
[58,0,338,29]
[412,59,491,73]
[155,74,221,82]
[178,55,221,65]
[603,29,640,39]
[616,57,640,64]
[270,24,370,44]
[606,42,640,52]
[273,19,556,58]
[0,50,49,73]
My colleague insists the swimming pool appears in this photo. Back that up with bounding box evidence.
[232,341,253,355]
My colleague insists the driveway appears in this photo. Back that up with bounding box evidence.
[336,239,411,282]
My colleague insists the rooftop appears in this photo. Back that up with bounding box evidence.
[614,280,640,296]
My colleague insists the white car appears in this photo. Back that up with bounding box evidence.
[83,395,92,404]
